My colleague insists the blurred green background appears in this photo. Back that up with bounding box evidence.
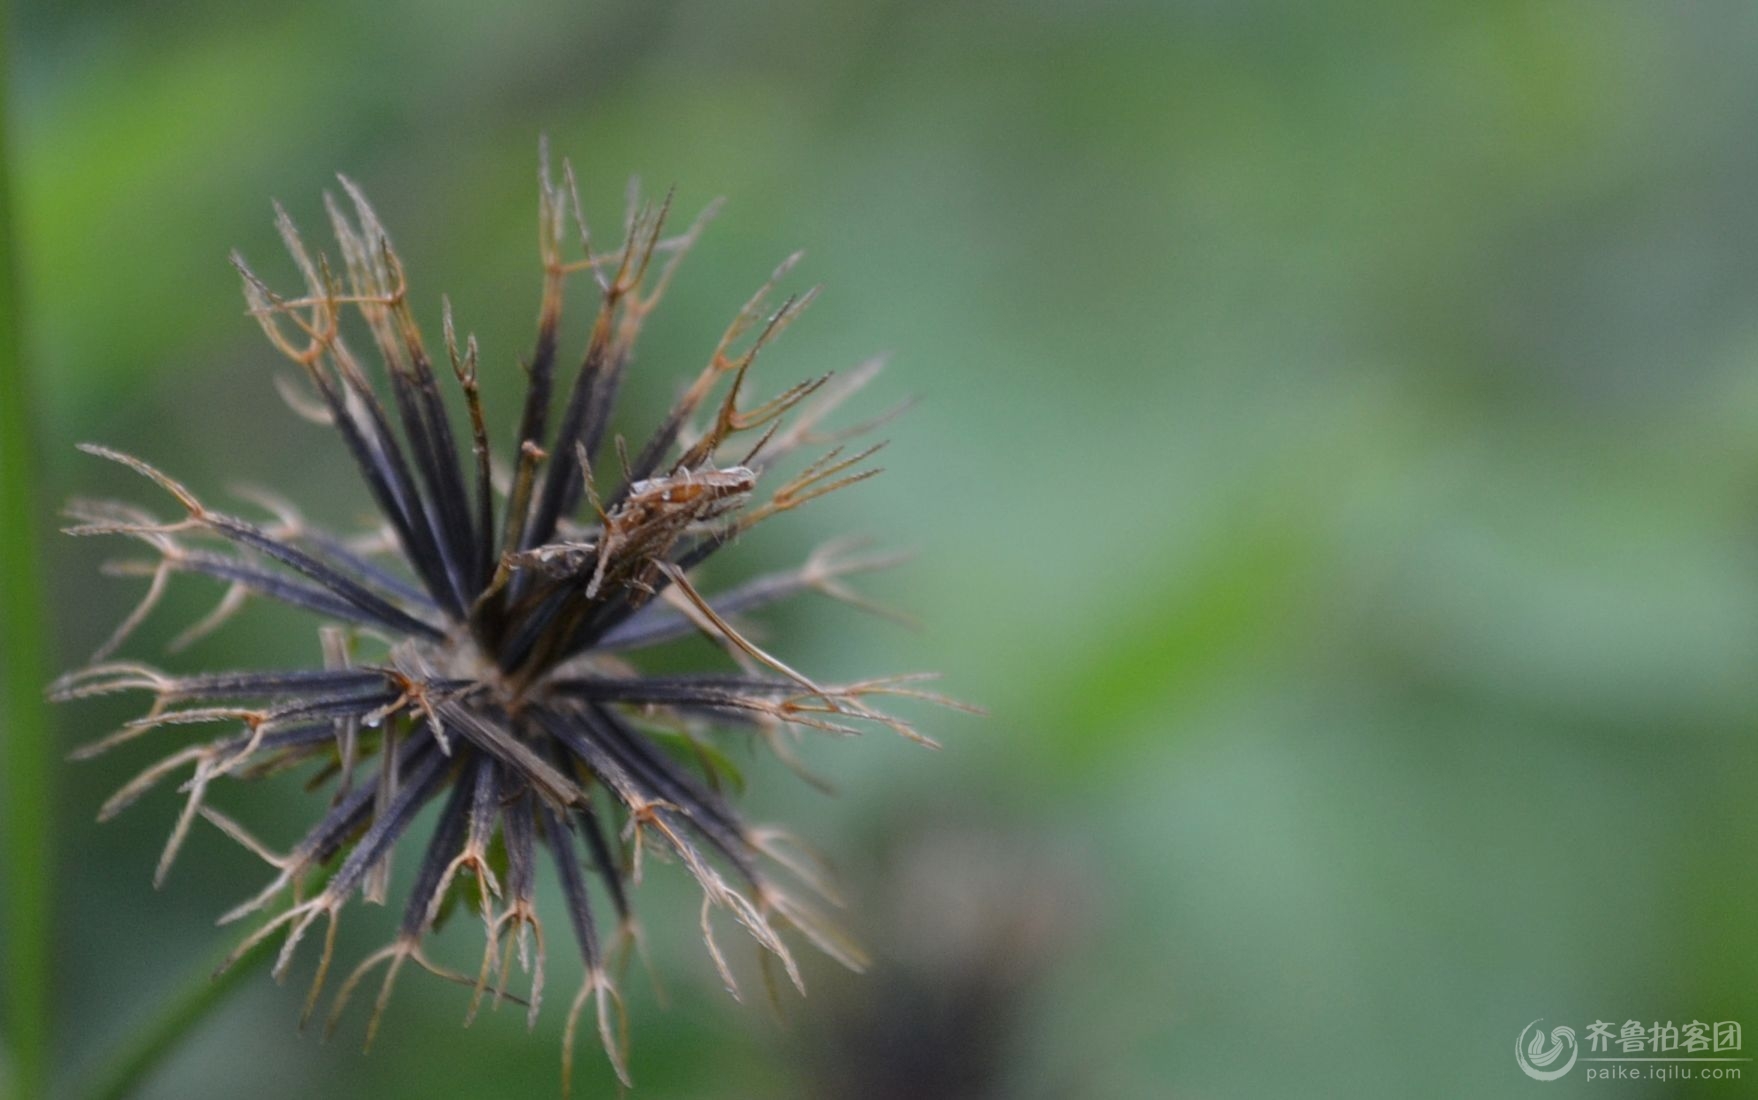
[9,1,1758,1097]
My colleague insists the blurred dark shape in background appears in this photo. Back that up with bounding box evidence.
[795,826,1089,1100]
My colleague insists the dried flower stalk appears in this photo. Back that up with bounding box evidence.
[54,142,968,1091]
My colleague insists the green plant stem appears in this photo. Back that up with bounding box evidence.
[0,1,55,1096]
[80,863,332,1100]
[78,937,278,1100]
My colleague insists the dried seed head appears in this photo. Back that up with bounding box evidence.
[55,141,972,1091]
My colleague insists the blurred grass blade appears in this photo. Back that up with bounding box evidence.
[78,938,276,1100]
[0,1,55,1096]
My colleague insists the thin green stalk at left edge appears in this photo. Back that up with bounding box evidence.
[0,1,55,1096]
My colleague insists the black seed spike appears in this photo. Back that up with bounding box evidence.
[501,780,537,904]
[539,804,601,967]
[326,745,450,900]
[171,553,432,635]
[297,341,464,618]
[400,756,477,937]
[575,796,629,922]
[206,514,447,639]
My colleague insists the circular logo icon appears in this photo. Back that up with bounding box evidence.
[1517,1019,1578,1081]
